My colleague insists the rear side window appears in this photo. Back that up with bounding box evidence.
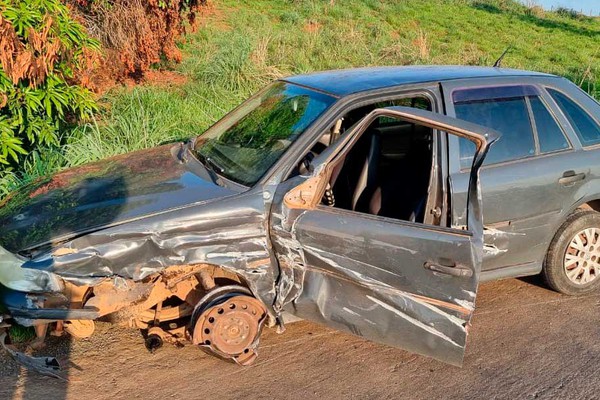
[529,96,569,153]
[455,85,571,169]
[455,86,536,168]
[548,89,600,147]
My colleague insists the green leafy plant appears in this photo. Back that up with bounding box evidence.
[0,0,100,165]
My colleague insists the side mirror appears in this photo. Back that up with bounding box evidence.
[284,175,325,210]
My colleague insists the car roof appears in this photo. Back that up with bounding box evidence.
[282,65,556,97]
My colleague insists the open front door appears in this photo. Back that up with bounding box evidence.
[269,106,497,366]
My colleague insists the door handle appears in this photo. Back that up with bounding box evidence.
[424,262,473,278]
[559,170,586,186]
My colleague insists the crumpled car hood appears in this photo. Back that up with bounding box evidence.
[0,144,238,254]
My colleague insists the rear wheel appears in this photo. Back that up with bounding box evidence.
[543,210,600,295]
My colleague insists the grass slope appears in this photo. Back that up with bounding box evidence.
[1,0,599,196]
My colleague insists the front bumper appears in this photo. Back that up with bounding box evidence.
[0,284,99,325]
[0,246,64,293]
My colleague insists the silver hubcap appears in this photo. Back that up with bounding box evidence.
[564,228,600,285]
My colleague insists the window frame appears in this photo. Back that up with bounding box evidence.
[320,113,438,226]
[452,84,573,172]
[280,89,439,180]
[266,84,442,184]
[313,203,474,237]
[277,87,447,226]
[544,86,600,149]
[527,94,573,156]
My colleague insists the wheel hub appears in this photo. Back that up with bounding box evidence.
[564,228,600,285]
[192,295,266,365]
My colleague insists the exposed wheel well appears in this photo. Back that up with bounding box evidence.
[578,200,600,213]
[86,263,250,322]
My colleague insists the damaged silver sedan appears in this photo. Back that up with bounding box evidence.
[1,66,599,368]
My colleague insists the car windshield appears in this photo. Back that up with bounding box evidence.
[193,82,336,186]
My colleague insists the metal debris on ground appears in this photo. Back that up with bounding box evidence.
[0,330,66,380]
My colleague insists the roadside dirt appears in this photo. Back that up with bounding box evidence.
[2,276,600,400]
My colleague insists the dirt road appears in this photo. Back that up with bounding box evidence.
[1,276,600,400]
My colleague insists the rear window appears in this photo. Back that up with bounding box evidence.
[548,89,600,147]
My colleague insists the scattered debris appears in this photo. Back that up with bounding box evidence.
[0,330,65,380]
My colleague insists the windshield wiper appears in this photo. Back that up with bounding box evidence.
[206,156,225,174]
[196,152,225,187]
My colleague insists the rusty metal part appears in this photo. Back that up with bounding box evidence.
[197,269,216,290]
[145,325,188,351]
[138,303,194,324]
[190,285,252,324]
[64,320,95,339]
[283,174,327,210]
[29,323,48,351]
[85,278,153,316]
[192,293,266,366]
[145,326,166,352]
[50,321,64,337]
[154,300,163,325]
[87,265,208,321]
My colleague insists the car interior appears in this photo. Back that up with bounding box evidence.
[327,114,434,223]
[294,96,437,224]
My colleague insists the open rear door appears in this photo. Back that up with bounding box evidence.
[270,106,497,366]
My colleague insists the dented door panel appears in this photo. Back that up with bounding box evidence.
[270,107,495,365]
[283,208,478,365]
[271,203,481,366]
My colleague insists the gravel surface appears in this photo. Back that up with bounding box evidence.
[1,276,600,400]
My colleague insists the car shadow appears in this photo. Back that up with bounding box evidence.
[517,273,548,289]
[0,171,129,400]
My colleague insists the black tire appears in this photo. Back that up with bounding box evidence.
[543,209,600,296]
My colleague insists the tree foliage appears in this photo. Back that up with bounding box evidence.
[69,0,203,80]
[0,0,99,165]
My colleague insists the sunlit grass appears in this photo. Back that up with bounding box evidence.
[2,0,599,196]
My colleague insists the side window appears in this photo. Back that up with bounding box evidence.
[548,89,600,147]
[529,96,569,153]
[455,86,571,169]
[455,88,536,168]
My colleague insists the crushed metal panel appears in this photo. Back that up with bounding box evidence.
[272,207,478,366]
[0,246,64,293]
[18,190,280,319]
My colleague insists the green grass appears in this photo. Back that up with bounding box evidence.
[8,325,35,344]
[1,0,599,197]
